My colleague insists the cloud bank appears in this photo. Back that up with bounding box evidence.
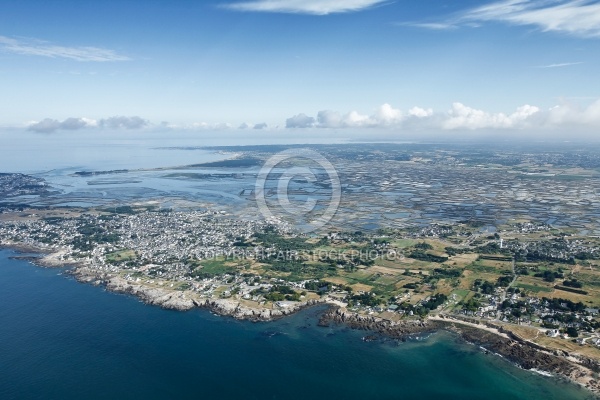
[285,100,600,131]
[28,116,147,133]
[286,113,316,128]
[224,0,388,15]
[0,36,130,62]
[99,116,148,130]
[24,100,600,134]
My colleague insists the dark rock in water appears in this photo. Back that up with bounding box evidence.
[318,306,443,339]
[261,330,284,338]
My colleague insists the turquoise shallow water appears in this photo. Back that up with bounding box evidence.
[0,249,592,400]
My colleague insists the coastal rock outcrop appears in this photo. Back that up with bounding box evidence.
[318,306,444,338]
[104,275,196,311]
[203,298,324,321]
[70,266,324,319]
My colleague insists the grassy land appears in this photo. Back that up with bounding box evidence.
[106,249,136,263]
[190,258,238,277]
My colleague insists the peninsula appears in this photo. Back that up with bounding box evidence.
[2,202,600,394]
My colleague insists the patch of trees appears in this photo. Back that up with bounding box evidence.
[304,281,332,292]
[414,242,433,250]
[474,279,496,294]
[265,260,336,279]
[264,285,300,302]
[566,327,579,338]
[496,275,513,287]
[542,297,585,313]
[444,247,467,256]
[113,206,136,214]
[350,292,384,307]
[409,251,448,263]
[71,237,94,251]
[476,242,509,255]
[372,238,391,245]
[554,285,588,295]
[74,223,120,249]
[563,279,583,288]
[517,250,576,264]
[542,320,560,329]
[515,267,529,275]
[433,268,462,278]
[253,232,318,251]
[461,298,481,312]
[462,220,487,228]
[396,303,425,317]
[500,300,532,317]
[534,270,564,282]
[574,251,599,260]
[421,294,447,310]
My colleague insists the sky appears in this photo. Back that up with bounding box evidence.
[1,0,600,138]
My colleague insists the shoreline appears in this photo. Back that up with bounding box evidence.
[318,307,600,396]
[2,242,600,396]
[0,241,326,321]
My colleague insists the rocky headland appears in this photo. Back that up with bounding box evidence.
[70,266,325,321]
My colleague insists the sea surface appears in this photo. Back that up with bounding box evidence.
[0,249,592,399]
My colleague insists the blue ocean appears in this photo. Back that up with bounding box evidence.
[0,249,591,399]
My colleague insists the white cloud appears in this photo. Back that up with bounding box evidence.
[535,61,583,68]
[373,103,402,124]
[344,110,372,126]
[313,104,403,128]
[0,35,130,62]
[27,117,98,133]
[443,102,540,129]
[224,0,388,15]
[317,110,343,128]
[403,1,600,38]
[27,116,149,133]
[286,113,316,128]
[545,100,600,126]
[27,119,62,133]
[463,0,600,38]
[286,100,600,131]
[185,122,233,130]
[397,22,459,30]
[464,0,600,37]
[408,106,433,118]
[99,116,148,130]
[253,122,268,129]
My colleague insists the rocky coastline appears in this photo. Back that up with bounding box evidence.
[0,242,325,321]
[3,242,600,396]
[319,306,600,396]
[70,266,325,321]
